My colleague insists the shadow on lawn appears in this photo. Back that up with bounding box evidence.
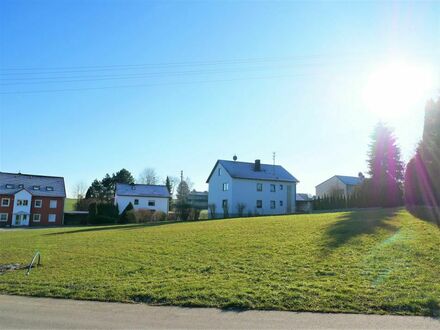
[324,208,400,250]
[44,222,173,236]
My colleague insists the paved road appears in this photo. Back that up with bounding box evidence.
[0,295,439,329]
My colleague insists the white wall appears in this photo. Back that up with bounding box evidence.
[208,163,296,218]
[115,195,169,214]
[315,176,347,197]
[12,190,32,214]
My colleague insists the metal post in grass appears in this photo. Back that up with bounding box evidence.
[26,251,41,275]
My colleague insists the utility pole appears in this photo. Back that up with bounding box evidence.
[272,152,276,175]
[180,170,184,182]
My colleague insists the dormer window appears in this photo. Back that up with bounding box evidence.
[33,185,40,190]
[5,184,14,189]
[46,186,54,191]
[18,184,24,189]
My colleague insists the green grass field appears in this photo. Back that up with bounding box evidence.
[64,198,77,211]
[1,208,439,316]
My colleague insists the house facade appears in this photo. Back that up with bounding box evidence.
[114,183,170,214]
[315,174,364,198]
[0,172,66,227]
[207,159,299,218]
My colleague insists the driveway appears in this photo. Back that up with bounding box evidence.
[0,295,438,329]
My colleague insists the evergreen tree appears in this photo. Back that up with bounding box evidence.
[367,123,404,207]
[113,168,135,185]
[165,176,172,194]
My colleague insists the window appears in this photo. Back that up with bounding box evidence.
[18,184,24,189]
[222,199,228,208]
[33,214,41,222]
[46,186,54,191]
[17,200,29,206]
[34,200,42,208]
[280,200,283,207]
[23,200,28,206]
[270,184,276,192]
[33,185,40,190]
[0,213,7,222]
[17,200,23,206]
[1,198,10,207]
[270,200,276,209]
[134,199,139,205]
[280,184,283,190]
[49,200,57,208]
[148,200,155,206]
[222,183,229,191]
[257,183,263,192]
[218,167,222,176]
[256,200,262,208]
[5,184,14,189]
[48,214,56,222]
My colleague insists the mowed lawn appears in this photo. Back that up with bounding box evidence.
[0,208,439,316]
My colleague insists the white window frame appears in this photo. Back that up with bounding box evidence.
[1,198,10,207]
[33,214,41,222]
[49,200,57,209]
[270,200,276,209]
[280,184,283,190]
[257,183,263,192]
[5,184,14,189]
[0,213,8,222]
[48,214,56,222]
[256,200,262,209]
[17,200,23,206]
[270,184,276,192]
[34,199,42,208]
[46,186,54,191]
[222,199,228,208]
[148,200,155,206]
[134,199,139,205]
[222,183,229,191]
[33,185,40,190]
[23,200,28,206]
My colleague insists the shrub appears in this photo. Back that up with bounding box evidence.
[152,211,167,222]
[134,209,154,223]
[199,210,208,220]
[88,215,117,225]
[119,202,134,224]
[188,209,201,221]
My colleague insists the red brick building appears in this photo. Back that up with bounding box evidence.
[0,172,66,227]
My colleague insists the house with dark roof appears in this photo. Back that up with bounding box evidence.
[0,172,66,227]
[315,174,364,198]
[206,159,299,218]
[114,183,170,214]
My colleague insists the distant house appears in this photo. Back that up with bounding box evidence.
[0,172,66,227]
[206,159,299,218]
[114,183,170,214]
[296,193,313,213]
[315,174,364,198]
[188,190,208,210]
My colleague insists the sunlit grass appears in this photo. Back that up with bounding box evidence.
[0,208,439,316]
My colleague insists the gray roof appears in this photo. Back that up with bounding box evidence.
[296,193,313,202]
[115,183,170,198]
[0,172,66,197]
[336,175,363,186]
[206,160,299,183]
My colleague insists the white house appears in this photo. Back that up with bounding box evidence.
[114,183,170,214]
[315,174,364,198]
[206,159,299,218]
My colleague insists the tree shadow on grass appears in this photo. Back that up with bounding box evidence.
[324,208,400,251]
[44,222,174,236]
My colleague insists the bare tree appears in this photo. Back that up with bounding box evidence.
[167,176,180,196]
[72,181,87,199]
[138,168,159,185]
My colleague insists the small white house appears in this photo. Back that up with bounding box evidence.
[206,159,299,218]
[315,175,364,198]
[114,183,170,214]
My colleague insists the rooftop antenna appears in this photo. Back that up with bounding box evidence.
[272,152,276,175]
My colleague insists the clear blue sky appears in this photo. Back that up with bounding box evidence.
[1,1,439,196]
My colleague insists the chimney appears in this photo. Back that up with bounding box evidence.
[254,159,261,171]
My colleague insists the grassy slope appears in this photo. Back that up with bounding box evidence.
[64,198,77,211]
[0,208,439,316]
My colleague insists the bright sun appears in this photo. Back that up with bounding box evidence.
[363,60,436,118]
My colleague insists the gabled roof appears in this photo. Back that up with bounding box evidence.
[206,160,299,183]
[316,175,363,188]
[296,193,313,202]
[335,175,363,186]
[0,172,66,197]
[115,183,170,198]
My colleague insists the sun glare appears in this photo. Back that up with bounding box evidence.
[363,60,436,118]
